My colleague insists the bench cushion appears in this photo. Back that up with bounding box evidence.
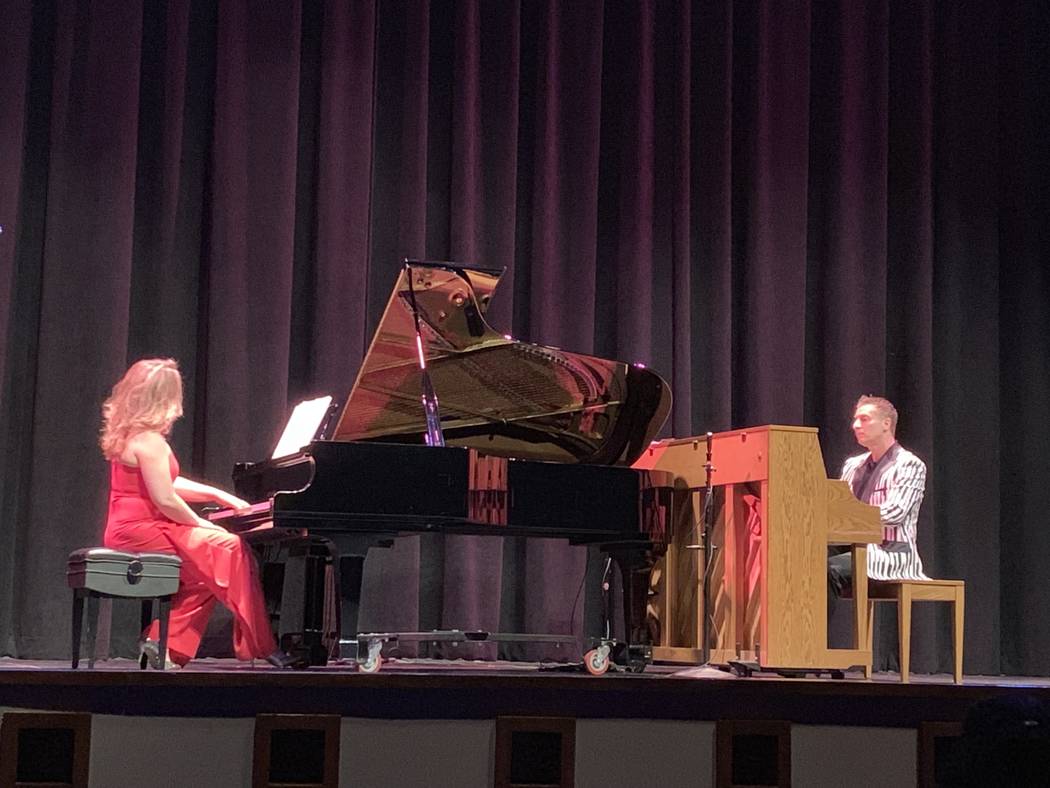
[67,547,181,597]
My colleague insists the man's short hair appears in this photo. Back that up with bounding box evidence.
[855,395,898,434]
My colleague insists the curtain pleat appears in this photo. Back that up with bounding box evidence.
[12,0,145,654]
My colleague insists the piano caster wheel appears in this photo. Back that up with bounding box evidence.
[359,655,382,674]
[584,647,610,676]
[358,638,384,673]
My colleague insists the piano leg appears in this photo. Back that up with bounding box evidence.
[337,555,365,660]
[254,535,390,665]
[605,542,659,673]
[276,541,333,667]
[329,535,392,662]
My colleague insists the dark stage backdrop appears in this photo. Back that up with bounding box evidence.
[0,1,1047,676]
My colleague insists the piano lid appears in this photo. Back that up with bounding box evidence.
[332,261,671,466]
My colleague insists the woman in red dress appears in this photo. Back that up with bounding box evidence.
[100,358,295,668]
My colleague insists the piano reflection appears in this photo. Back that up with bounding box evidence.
[210,261,674,669]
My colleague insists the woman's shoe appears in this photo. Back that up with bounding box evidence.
[138,640,152,669]
[138,640,179,670]
[264,649,301,669]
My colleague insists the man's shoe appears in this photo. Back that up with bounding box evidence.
[264,649,301,669]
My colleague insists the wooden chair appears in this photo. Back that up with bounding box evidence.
[865,578,964,683]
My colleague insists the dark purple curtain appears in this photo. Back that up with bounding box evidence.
[1,0,1047,677]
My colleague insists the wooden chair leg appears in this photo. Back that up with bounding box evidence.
[865,601,875,653]
[898,586,912,683]
[953,587,965,684]
[863,601,875,678]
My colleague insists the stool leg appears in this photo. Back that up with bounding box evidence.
[71,590,85,669]
[898,587,912,684]
[953,588,965,684]
[94,598,113,665]
[157,596,172,671]
[85,594,100,670]
[138,599,154,670]
[140,598,154,636]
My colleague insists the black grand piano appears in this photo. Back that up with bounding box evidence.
[211,261,673,671]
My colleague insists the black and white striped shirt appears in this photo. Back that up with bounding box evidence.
[840,442,928,581]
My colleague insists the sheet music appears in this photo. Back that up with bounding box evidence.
[272,395,333,459]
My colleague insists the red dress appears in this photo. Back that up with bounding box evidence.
[103,453,275,664]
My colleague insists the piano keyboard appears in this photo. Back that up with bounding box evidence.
[208,500,274,531]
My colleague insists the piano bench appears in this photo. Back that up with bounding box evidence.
[865,578,965,684]
[66,548,182,670]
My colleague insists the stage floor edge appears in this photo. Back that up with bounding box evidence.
[0,657,1046,726]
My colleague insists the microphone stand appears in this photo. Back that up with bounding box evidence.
[404,262,445,447]
[687,432,718,666]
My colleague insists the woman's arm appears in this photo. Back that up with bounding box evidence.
[173,476,250,509]
[131,433,225,529]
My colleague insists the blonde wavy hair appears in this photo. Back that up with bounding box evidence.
[100,358,184,459]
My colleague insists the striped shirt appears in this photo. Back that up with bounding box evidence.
[840,442,928,581]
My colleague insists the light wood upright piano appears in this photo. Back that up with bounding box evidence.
[633,425,882,674]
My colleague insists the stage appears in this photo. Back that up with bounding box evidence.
[3,657,1047,786]
[1,657,1043,724]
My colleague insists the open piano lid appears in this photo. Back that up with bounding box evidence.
[332,261,671,466]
